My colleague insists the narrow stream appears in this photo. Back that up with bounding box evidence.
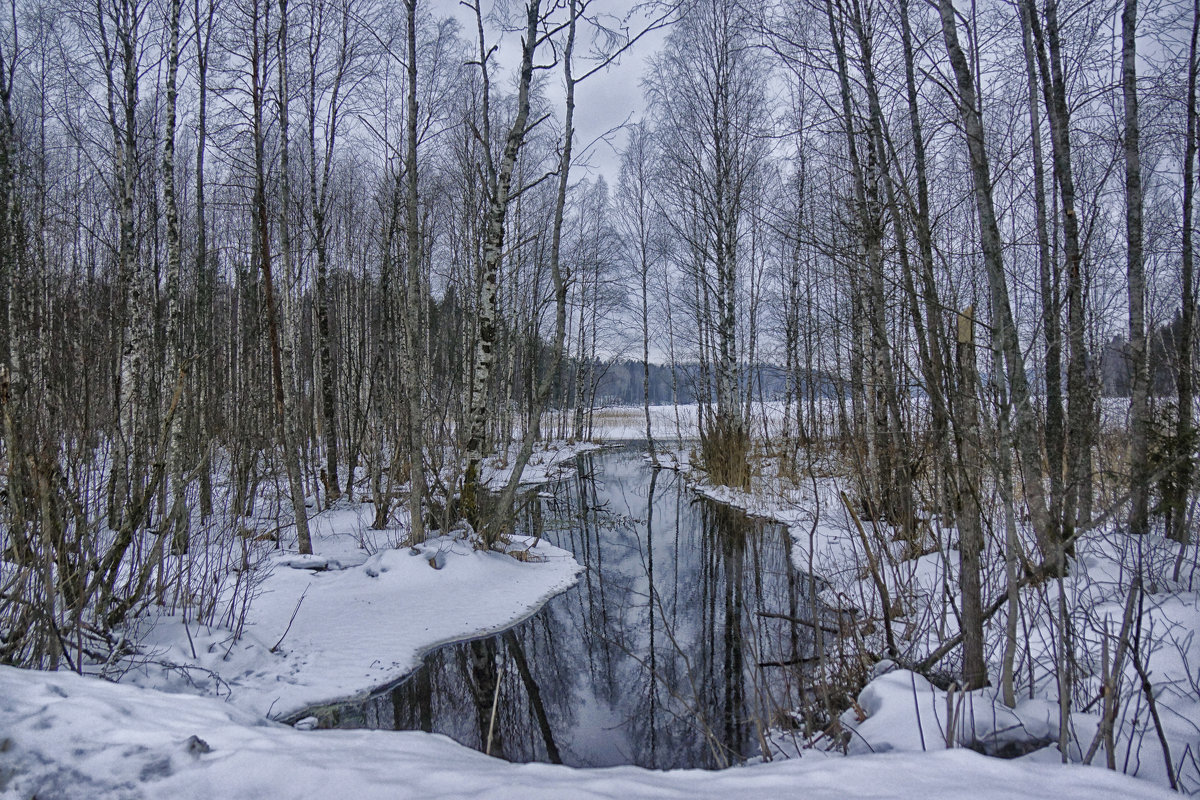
[307,447,823,769]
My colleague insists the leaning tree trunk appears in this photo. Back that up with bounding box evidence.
[493,0,576,530]
[938,0,1057,572]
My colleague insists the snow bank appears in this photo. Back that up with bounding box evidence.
[686,454,1200,793]
[829,666,1062,756]
[480,440,603,489]
[0,665,1177,800]
[108,524,582,721]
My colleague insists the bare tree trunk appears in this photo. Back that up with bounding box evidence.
[938,0,1056,572]
[1174,0,1200,544]
[665,279,682,447]
[642,259,655,462]
[461,0,541,537]
[276,0,313,551]
[306,0,345,504]
[851,0,915,537]
[640,204,657,466]
[1025,0,1090,538]
[618,122,658,465]
[194,0,215,518]
[104,0,150,532]
[0,4,13,379]
[162,0,188,553]
[1123,0,1150,535]
[997,337,1021,707]
[573,275,587,441]
[898,0,953,521]
[955,307,986,690]
[1017,0,1064,535]
[252,0,311,553]
[825,0,865,462]
[402,0,426,544]
[827,0,906,523]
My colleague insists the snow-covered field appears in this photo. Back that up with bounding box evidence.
[586,402,788,442]
[584,397,1145,444]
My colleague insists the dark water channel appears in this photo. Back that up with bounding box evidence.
[310,448,823,769]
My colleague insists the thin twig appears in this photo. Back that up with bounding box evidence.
[271,587,308,653]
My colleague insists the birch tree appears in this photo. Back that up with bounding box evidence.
[647,0,765,488]
[460,0,543,535]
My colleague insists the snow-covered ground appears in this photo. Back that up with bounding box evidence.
[0,664,1177,800]
[103,518,582,720]
[0,431,1193,798]
[685,454,1200,794]
[479,440,603,489]
[586,402,788,442]
[585,397,1143,444]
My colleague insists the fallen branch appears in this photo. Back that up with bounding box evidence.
[757,610,853,636]
[916,478,1171,674]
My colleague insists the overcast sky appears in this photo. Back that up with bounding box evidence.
[444,0,669,184]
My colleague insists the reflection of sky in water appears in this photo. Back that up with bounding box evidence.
[317,448,818,770]
[564,691,632,766]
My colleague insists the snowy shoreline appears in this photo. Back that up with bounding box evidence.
[0,663,1178,799]
[669,442,1199,794]
[104,532,582,722]
[0,438,1189,798]
[100,440,605,721]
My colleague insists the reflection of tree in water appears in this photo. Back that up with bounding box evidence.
[324,449,818,769]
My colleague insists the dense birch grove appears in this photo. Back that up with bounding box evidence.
[0,0,1198,775]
